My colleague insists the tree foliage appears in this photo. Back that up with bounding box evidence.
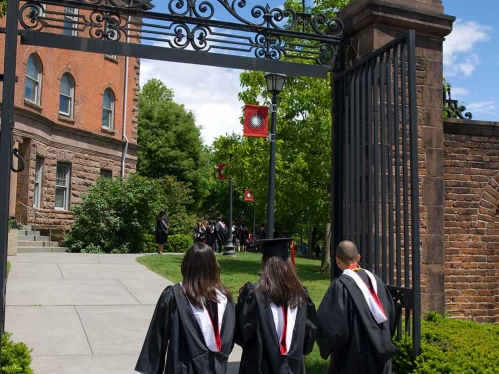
[208,0,354,241]
[137,79,212,208]
[210,71,332,236]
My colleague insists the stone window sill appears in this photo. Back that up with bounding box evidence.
[24,99,42,112]
[58,115,75,124]
[101,127,115,135]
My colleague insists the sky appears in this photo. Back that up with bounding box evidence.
[139,0,499,146]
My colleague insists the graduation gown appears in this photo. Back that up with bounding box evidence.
[235,282,317,374]
[135,284,236,374]
[316,270,397,374]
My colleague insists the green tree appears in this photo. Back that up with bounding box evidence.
[209,0,354,251]
[137,79,212,208]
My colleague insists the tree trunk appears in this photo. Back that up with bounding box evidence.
[320,222,331,273]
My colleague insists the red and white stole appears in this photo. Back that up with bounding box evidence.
[342,269,387,324]
[186,288,227,352]
[270,302,297,355]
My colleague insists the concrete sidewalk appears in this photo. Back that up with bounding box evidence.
[6,253,241,374]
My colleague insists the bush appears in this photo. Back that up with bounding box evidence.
[65,174,166,253]
[392,312,499,374]
[65,174,199,253]
[167,234,193,253]
[1,332,34,374]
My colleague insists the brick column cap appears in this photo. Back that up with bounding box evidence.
[338,0,455,40]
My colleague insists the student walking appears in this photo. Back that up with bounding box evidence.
[316,240,397,374]
[236,238,317,374]
[136,243,236,374]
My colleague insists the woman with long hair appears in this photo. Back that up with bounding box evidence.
[236,238,317,374]
[136,243,236,374]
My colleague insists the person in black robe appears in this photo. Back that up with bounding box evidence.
[236,238,317,374]
[136,243,236,374]
[215,216,227,253]
[239,224,249,252]
[155,210,169,254]
[316,240,397,374]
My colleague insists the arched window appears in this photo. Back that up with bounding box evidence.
[59,73,75,118]
[25,54,42,105]
[102,89,115,130]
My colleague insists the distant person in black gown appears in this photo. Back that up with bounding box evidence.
[316,240,397,374]
[136,243,236,374]
[155,210,169,254]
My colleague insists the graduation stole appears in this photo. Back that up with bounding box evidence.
[279,306,288,355]
[205,301,222,352]
[342,268,388,324]
[269,303,297,355]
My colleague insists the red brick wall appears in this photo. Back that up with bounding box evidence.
[444,118,499,322]
[0,4,139,143]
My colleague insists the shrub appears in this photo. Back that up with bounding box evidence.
[167,234,193,253]
[392,312,499,374]
[1,332,34,374]
[65,174,166,253]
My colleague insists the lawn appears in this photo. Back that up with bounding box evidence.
[137,251,331,374]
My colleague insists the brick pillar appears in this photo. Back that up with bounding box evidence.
[338,0,454,314]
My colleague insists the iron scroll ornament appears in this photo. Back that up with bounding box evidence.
[20,0,345,69]
[22,0,344,36]
[443,85,473,120]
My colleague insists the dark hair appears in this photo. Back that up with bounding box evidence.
[181,243,232,309]
[256,256,308,308]
[336,240,358,263]
[157,210,166,220]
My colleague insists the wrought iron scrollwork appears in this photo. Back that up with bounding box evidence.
[443,85,472,120]
[11,148,25,173]
[19,0,345,69]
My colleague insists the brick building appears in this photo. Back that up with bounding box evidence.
[0,4,140,239]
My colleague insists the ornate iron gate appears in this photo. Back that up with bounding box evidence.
[332,31,421,355]
[0,0,421,359]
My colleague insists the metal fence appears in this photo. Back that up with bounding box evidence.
[332,31,420,356]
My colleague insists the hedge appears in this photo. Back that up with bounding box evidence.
[1,332,34,374]
[393,312,499,374]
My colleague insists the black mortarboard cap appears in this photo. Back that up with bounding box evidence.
[254,238,293,261]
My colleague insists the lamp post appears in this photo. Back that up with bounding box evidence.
[265,73,286,240]
[252,196,256,242]
[223,154,236,256]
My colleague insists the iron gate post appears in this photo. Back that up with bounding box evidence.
[0,0,20,358]
[407,30,421,358]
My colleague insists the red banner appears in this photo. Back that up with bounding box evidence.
[244,189,254,202]
[244,104,268,138]
[218,164,228,180]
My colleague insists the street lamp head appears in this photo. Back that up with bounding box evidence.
[265,73,286,95]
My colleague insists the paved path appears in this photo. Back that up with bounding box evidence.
[6,253,242,374]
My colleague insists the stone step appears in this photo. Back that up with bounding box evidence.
[17,234,48,241]
[18,240,59,248]
[17,247,67,253]
[17,230,41,237]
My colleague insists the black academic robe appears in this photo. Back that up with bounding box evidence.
[235,282,317,374]
[316,270,397,374]
[136,284,236,374]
